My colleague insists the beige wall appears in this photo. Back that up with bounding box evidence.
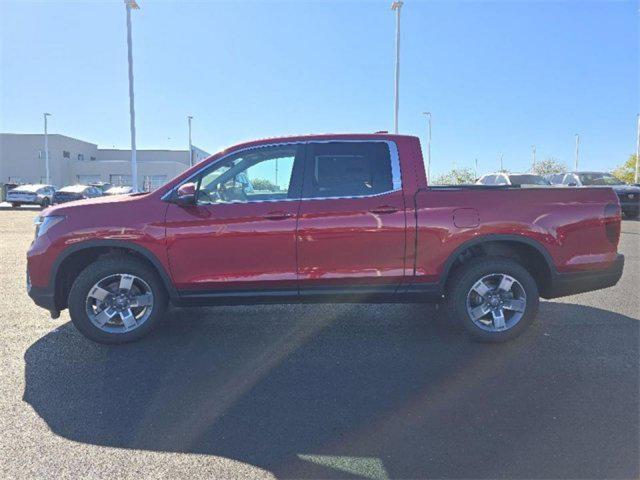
[0,133,209,190]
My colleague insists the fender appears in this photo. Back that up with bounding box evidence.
[49,239,179,302]
[437,233,556,289]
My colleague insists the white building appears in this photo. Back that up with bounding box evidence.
[0,133,209,191]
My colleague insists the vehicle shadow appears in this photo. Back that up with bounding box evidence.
[23,302,639,479]
[0,205,42,211]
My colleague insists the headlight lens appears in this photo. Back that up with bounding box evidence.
[34,215,65,238]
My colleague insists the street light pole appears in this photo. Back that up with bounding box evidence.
[635,114,639,184]
[125,0,140,192]
[531,145,536,171]
[499,153,504,171]
[574,133,580,171]
[422,112,431,181]
[43,113,51,185]
[474,158,478,179]
[187,116,193,166]
[391,1,403,134]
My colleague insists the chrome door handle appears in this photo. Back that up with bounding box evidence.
[263,211,294,220]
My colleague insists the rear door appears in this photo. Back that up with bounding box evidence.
[296,140,407,297]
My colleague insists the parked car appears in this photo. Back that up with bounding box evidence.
[547,171,640,218]
[6,184,56,208]
[105,186,134,196]
[477,172,551,187]
[27,133,624,344]
[52,185,103,204]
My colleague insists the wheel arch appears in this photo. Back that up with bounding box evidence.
[440,234,556,298]
[51,240,178,310]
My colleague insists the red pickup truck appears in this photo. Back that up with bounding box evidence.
[27,133,624,344]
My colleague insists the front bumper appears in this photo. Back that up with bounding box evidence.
[546,254,625,298]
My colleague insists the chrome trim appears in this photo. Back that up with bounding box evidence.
[162,139,403,203]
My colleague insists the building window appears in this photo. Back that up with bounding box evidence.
[90,156,96,161]
[63,151,70,159]
[143,175,167,192]
[76,175,101,184]
[109,174,132,186]
[78,154,84,161]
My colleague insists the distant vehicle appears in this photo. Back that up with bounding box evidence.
[105,186,134,196]
[89,182,113,194]
[6,184,56,209]
[547,172,639,218]
[52,185,103,204]
[476,173,551,187]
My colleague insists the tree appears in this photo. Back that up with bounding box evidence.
[530,158,567,176]
[251,178,280,192]
[612,154,638,184]
[432,167,476,185]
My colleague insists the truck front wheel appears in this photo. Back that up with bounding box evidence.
[446,257,539,342]
[68,256,168,344]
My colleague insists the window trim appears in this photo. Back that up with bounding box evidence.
[162,139,402,204]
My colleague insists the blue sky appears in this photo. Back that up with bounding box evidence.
[1,0,638,178]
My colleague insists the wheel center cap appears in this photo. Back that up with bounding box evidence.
[115,296,129,308]
[488,295,500,307]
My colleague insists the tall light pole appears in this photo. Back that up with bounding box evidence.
[499,153,504,171]
[635,114,639,184]
[474,158,478,179]
[574,133,580,171]
[531,145,536,171]
[187,115,193,166]
[43,113,51,185]
[422,112,431,181]
[125,0,140,191]
[391,1,403,134]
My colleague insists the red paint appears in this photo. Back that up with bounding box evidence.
[27,133,622,303]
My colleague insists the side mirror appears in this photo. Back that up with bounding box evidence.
[174,182,196,206]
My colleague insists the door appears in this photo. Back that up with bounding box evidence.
[296,141,407,295]
[165,143,305,293]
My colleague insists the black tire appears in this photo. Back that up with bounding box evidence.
[40,198,50,209]
[68,256,168,344]
[11,203,20,208]
[446,256,539,343]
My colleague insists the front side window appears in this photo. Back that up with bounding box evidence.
[195,145,301,204]
[304,142,396,198]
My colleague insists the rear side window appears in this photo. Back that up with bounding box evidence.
[480,175,496,185]
[304,142,396,198]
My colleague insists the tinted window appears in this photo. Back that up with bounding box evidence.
[304,142,395,198]
[508,174,550,186]
[494,175,508,185]
[562,174,579,185]
[480,175,496,185]
[578,173,625,186]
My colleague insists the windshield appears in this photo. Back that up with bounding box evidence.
[578,173,625,186]
[508,175,550,185]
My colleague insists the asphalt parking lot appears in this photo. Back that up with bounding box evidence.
[0,206,638,479]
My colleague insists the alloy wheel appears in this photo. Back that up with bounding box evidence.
[465,273,527,332]
[85,273,154,333]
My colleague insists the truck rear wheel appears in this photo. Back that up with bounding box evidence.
[68,256,168,344]
[446,257,539,342]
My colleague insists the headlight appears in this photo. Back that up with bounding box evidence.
[34,215,65,238]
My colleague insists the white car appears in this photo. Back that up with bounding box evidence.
[105,186,134,196]
[476,173,552,187]
[6,184,56,208]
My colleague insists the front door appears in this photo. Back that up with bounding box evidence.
[164,143,305,295]
[296,141,407,297]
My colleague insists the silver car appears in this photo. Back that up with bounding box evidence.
[6,184,56,209]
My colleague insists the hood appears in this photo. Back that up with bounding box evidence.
[46,192,150,215]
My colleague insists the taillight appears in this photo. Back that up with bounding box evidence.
[604,203,621,245]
